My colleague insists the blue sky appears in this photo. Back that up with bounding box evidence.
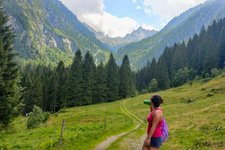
[104,0,163,30]
[60,0,206,38]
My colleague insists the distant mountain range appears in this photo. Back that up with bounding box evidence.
[117,0,225,70]
[93,27,157,52]
[3,0,225,70]
[3,0,110,65]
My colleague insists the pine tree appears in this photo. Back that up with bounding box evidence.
[93,62,107,103]
[203,36,219,72]
[106,53,119,101]
[148,58,157,83]
[156,56,170,90]
[48,73,57,113]
[55,61,67,109]
[67,50,83,106]
[119,55,135,98]
[171,42,187,78]
[81,51,96,105]
[219,27,225,68]
[0,4,21,127]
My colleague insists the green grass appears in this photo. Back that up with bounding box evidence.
[1,75,225,150]
[0,102,136,150]
[108,76,225,150]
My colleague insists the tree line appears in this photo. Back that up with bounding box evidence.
[136,18,225,92]
[21,52,136,114]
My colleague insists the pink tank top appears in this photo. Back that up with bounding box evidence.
[147,108,163,137]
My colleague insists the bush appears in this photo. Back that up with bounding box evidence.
[27,106,50,129]
[148,78,159,92]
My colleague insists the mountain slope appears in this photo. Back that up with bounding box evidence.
[95,27,157,52]
[117,0,225,70]
[3,0,110,65]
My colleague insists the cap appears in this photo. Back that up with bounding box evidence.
[144,99,151,105]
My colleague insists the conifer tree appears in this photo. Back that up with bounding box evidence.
[156,56,170,90]
[67,50,83,106]
[219,28,225,68]
[0,4,21,127]
[119,55,135,98]
[106,53,119,101]
[81,51,96,105]
[93,62,107,103]
[55,61,67,109]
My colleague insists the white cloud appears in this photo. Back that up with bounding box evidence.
[136,5,142,10]
[83,12,139,37]
[141,24,155,31]
[60,0,153,37]
[143,0,206,21]
[132,0,137,4]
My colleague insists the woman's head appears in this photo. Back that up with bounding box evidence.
[150,94,163,108]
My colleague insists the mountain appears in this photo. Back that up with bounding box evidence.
[94,27,157,52]
[3,0,110,66]
[117,0,225,70]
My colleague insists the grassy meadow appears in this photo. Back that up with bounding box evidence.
[1,75,225,150]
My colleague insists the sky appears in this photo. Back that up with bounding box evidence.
[60,0,207,38]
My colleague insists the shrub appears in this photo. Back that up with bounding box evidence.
[27,106,50,129]
[148,78,159,92]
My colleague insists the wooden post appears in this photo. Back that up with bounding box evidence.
[104,118,106,129]
[58,119,66,150]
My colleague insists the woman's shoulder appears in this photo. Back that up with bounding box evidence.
[154,108,163,116]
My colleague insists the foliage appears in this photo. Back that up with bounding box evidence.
[136,18,225,92]
[27,106,50,129]
[0,2,21,127]
[119,55,136,98]
[148,78,159,92]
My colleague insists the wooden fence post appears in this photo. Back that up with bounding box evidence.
[104,118,107,129]
[58,119,66,150]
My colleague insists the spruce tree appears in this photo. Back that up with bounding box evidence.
[81,51,96,105]
[171,42,187,77]
[0,4,21,127]
[156,56,170,90]
[67,50,83,106]
[203,36,218,72]
[148,58,157,83]
[106,53,119,101]
[93,62,107,103]
[55,61,67,109]
[219,28,225,68]
[48,73,57,113]
[119,55,135,98]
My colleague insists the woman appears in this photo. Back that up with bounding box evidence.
[142,95,164,150]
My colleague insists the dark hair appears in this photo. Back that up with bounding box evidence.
[150,95,163,108]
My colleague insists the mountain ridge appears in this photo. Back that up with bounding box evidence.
[117,0,225,70]
[4,0,110,66]
[93,26,157,52]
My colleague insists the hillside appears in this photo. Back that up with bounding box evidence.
[1,72,225,149]
[3,0,110,65]
[117,0,225,70]
[95,27,157,52]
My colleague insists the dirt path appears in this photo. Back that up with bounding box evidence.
[94,99,143,150]
[94,124,141,150]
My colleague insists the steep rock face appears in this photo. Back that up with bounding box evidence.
[4,0,110,65]
[117,0,225,70]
